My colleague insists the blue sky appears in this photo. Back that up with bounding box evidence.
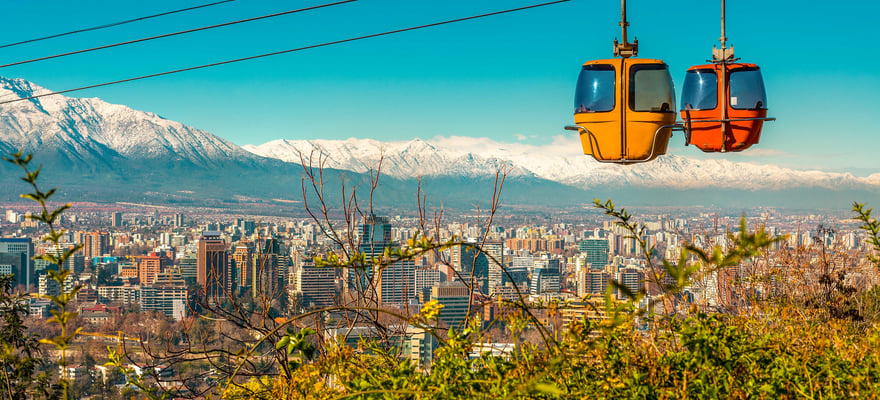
[1,0,879,172]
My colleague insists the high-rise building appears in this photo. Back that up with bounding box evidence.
[141,270,188,320]
[111,212,123,227]
[430,281,471,329]
[252,239,283,298]
[239,220,256,236]
[450,243,489,295]
[579,238,609,269]
[173,213,185,228]
[577,269,610,296]
[197,232,228,300]
[482,241,504,295]
[38,274,61,297]
[617,267,645,299]
[232,242,254,293]
[137,252,170,286]
[377,259,415,306]
[289,257,336,309]
[178,254,197,285]
[414,267,441,303]
[530,259,561,295]
[0,237,34,290]
[347,215,392,294]
[81,232,110,261]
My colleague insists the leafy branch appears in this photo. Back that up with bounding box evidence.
[4,151,83,399]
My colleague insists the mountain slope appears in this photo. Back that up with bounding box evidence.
[2,76,876,209]
[0,77,259,169]
[0,77,575,208]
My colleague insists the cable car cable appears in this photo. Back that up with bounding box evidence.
[0,0,571,106]
[0,0,237,50]
[0,0,358,70]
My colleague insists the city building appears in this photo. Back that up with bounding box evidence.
[450,242,489,295]
[137,252,170,286]
[0,237,34,290]
[81,232,110,261]
[530,258,561,295]
[431,281,470,329]
[197,231,228,300]
[289,256,336,309]
[141,270,188,320]
[232,242,254,293]
[483,241,505,295]
[377,258,415,307]
[579,238,609,269]
[414,267,441,303]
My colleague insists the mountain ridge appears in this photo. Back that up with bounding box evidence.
[243,136,880,191]
[1,76,877,209]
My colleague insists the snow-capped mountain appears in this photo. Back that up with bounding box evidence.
[1,75,876,208]
[244,136,880,191]
[0,77,258,168]
[242,138,535,179]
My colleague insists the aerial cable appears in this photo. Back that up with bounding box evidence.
[0,0,237,50]
[0,0,358,70]
[0,0,571,106]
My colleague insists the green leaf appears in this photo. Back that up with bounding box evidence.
[276,336,290,350]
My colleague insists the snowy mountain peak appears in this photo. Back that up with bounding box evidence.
[245,136,880,191]
[0,76,258,167]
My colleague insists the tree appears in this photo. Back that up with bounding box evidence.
[0,274,57,399]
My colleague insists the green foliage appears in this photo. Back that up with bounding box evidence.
[104,347,170,400]
[853,202,880,269]
[0,274,59,399]
[275,327,317,372]
[4,151,84,399]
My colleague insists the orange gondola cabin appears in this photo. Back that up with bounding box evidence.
[679,0,771,153]
[573,58,676,163]
[568,1,676,164]
[680,62,768,152]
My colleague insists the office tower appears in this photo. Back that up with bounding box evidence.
[289,257,336,309]
[450,242,489,295]
[579,238,609,269]
[577,269,610,296]
[240,220,256,236]
[178,254,197,285]
[482,241,504,295]
[141,270,188,320]
[346,215,392,294]
[111,212,122,227]
[81,232,110,260]
[414,267,441,303]
[253,239,280,298]
[197,231,228,300]
[530,258,561,295]
[617,267,645,299]
[0,237,34,290]
[173,213,185,227]
[430,281,470,329]
[137,252,170,286]
[232,242,254,293]
[377,258,415,306]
